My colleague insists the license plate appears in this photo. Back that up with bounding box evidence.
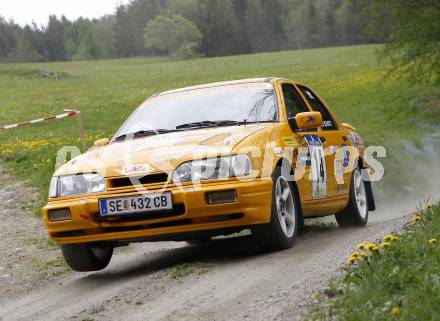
[99,193,173,217]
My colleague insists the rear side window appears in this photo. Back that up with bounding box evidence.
[297,85,337,130]
[281,84,308,118]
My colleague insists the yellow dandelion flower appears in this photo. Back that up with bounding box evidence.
[350,252,360,259]
[411,215,422,222]
[357,243,366,250]
[379,242,392,249]
[370,246,380,252]
[391,306,401,316]
[33,164,38,169]
[364,243,376,250]
[425,203,433,209]
[359,252,368,259]
[384,235,395,242]
[429,239,437,245]
[348,257,357,265]
[391,236,400,241]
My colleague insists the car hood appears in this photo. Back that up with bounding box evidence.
[54,123,272,177]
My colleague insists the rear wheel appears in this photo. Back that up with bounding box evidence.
[335,167,368,228]
[61,242,113,272]
[252,166,298,251]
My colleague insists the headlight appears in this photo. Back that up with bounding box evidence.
[172,155,252,183]
[49,177,58,198]
[49,173,106,198]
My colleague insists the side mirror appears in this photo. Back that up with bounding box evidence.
[94,138,110,147]
[289,111,323,130]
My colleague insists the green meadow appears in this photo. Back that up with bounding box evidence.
[0,44,438,213]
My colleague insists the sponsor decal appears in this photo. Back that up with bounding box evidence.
[342,144,350,167]
[335,159,345,178]
[273,147,284,157]
[282,136,299,147]
[301,115,317,125]
[349,132,363,148]
[121,164,151,175]
[327,145,338,154]
[322,120,333,128]
[304,134,327,199]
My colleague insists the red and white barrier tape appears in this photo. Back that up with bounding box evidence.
[0,109,80,131]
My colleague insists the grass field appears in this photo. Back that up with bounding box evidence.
[0,44,439,214]
[309,203,440,321]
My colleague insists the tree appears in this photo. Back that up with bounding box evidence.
[319,0,338,47]
[245,0,284,52]
[72,16,115,60]
[127,0,162,55]
[12,25,45,62]
[0,0,386,63]
[44,15,69,60]
[113,5,136,57]
[198,0,246,56]
[63,18,92,59]
[144,15,202,57]
[165,0,203,27]
[283,0,321,49]
[367,0,440,83]
[0,17,20,61]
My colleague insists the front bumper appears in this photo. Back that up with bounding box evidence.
[43,179,272,245]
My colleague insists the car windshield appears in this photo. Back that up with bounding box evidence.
[114,83,279,140]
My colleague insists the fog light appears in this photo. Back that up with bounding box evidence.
[48,208,71,222]
[207,190,237,205]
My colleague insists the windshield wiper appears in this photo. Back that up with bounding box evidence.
[175,120,277,130]
[114,129,175,142]
[176,120,240,130]
[238,120,277,125]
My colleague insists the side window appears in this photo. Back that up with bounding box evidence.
[281,84,308,119]
[298,85,337,130]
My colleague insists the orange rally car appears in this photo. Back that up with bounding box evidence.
[43,78,375,272]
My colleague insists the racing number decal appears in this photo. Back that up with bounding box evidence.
[304,135,327,199]
[312,147,325,183]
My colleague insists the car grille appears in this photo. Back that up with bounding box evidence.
[108,173,169,189]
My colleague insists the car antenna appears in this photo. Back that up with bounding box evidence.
[243,119,247,126]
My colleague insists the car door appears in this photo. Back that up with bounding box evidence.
[279,81,318,202]
[296,84,349,198]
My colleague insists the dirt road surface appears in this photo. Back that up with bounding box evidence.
[0,163,421,321]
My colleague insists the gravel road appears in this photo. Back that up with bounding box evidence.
[0,163,422,321]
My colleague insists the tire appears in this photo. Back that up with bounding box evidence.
[252,166,299,251]
[335,167,369,228]
[61,242,113,272]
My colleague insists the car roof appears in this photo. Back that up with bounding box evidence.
[156,77,291,96]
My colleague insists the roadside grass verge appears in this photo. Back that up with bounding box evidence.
[309,202,440,321]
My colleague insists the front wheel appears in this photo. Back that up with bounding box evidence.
[61,242,113,272]
[335,167,368,228]
[252,166,298,251]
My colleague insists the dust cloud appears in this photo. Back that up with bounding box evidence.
[371,136,440,222]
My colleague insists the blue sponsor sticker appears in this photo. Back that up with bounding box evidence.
[304,134,322,147]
